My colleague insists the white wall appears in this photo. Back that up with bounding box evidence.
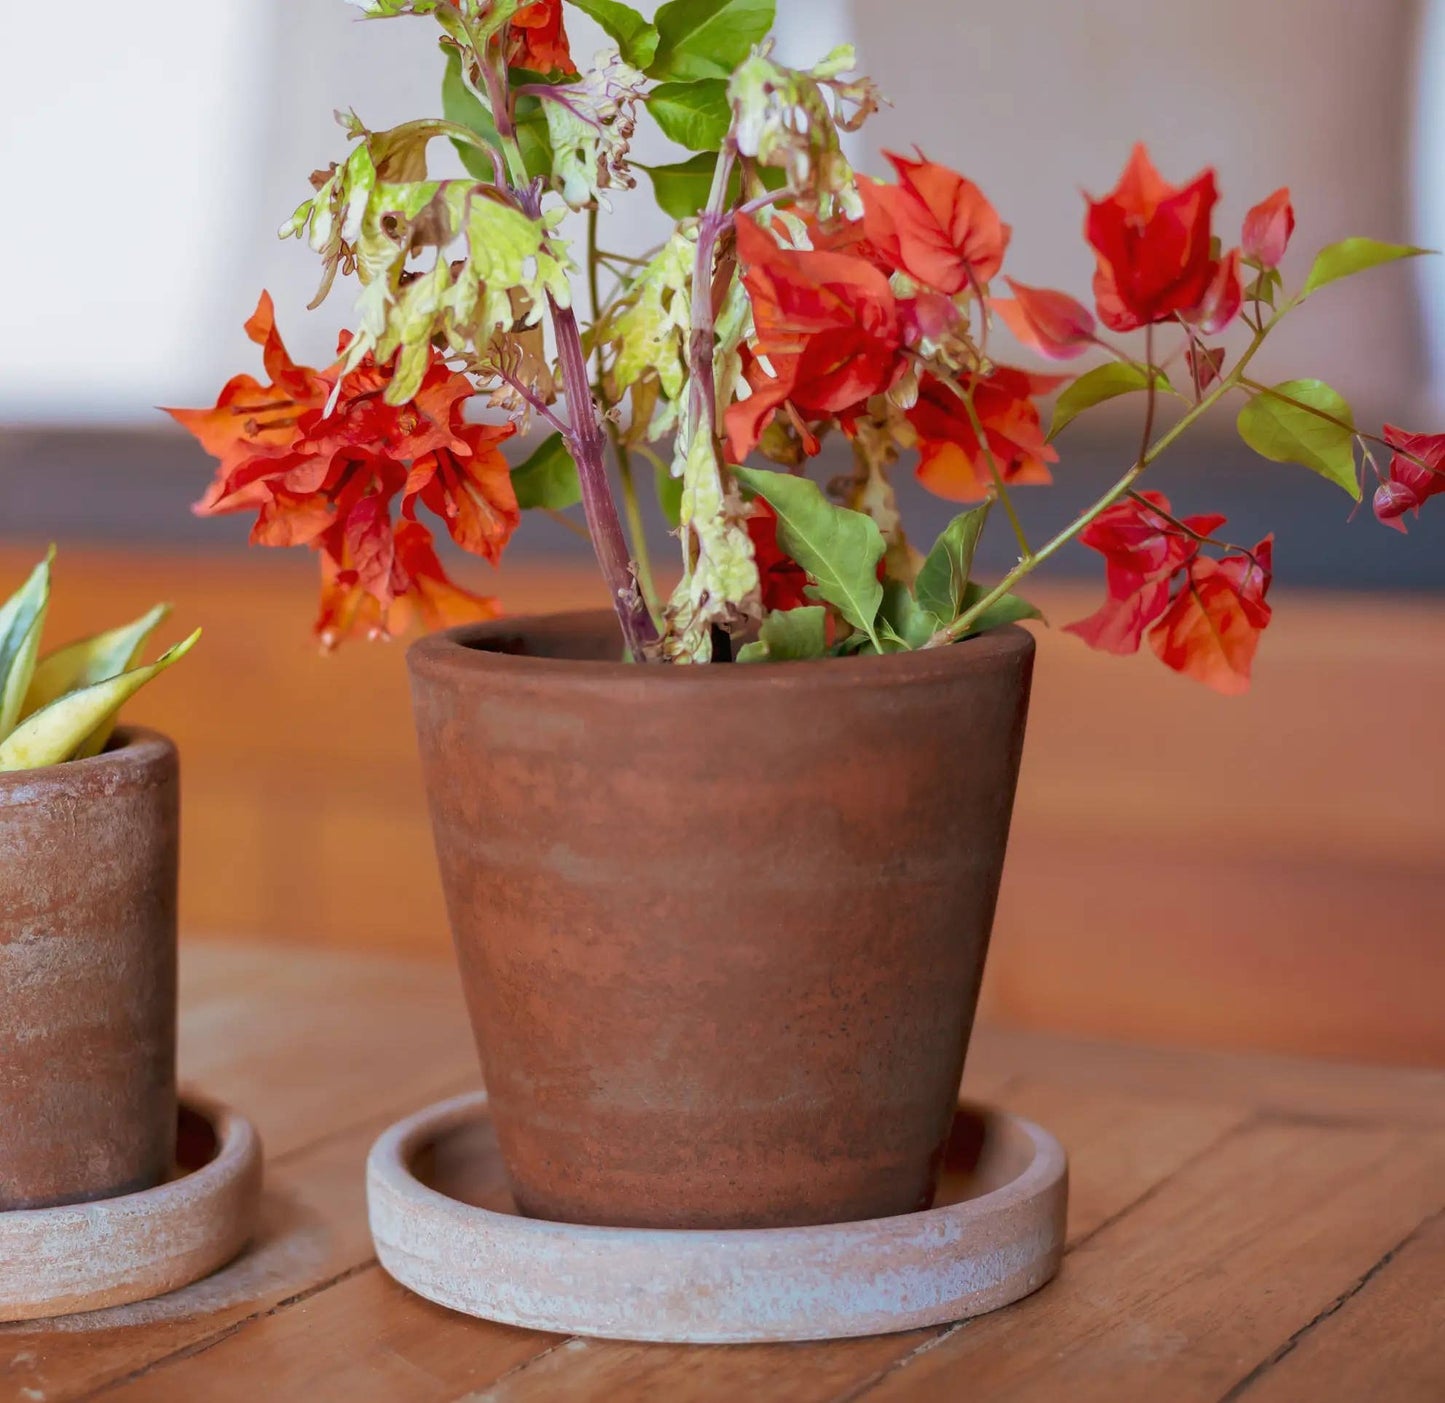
[854,0,1427,419]
[0,0,1432,425]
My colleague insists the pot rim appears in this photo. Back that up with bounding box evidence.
[409,609,1034,691]
[0,726,176,804]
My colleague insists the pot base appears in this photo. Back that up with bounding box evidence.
[367,1091,1067,1343]
[0,1094,263,1322]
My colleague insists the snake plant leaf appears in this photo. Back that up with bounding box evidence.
[0,550,55,741]
[23,603,172,719]
[0,630,201,773]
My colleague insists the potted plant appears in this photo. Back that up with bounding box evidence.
[0,551,198,1210]
[176,0,1436,1229]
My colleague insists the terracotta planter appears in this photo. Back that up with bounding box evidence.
[409,612,1034,1230]
[0,728,179,1211]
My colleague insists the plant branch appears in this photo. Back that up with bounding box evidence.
[930,315,1281,645]
[466,34,656,658]
[588,205,659,614]
[494,364,569,436]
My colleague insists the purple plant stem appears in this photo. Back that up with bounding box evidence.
[549,295,660,660]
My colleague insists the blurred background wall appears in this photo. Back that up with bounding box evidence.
[1,1,1441,1064]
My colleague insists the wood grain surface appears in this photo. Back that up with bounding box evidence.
[1,943,1439,1402]
[10,545,1441,1065]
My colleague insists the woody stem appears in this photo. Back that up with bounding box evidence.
[550,293,661,660]
[587,205,659,614]
[477,39,657,658]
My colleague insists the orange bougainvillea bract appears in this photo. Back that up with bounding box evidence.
[859,152,1011,295]
[906,368,1064,503]
[725,214,906,461]
[509,0,575,75]
[1064,491,1273,693]
[169,293,517,648]
[992,279,1097,360]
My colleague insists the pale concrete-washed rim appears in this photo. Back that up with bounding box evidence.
[408,610,1035,692]
[0,1093,262,1322]
[366,1090,1068,1343]
[0,725,175,801]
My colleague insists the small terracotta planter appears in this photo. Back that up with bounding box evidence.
[409,612,1033,1230]
[0,727,179,1211]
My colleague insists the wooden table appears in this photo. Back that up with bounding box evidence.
[3,945,1442,1402]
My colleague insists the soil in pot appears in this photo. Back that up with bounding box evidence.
[409,612,1033,1231]
[0,727,179,1211]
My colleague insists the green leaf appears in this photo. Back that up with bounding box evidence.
[511,432,582,510]
[654,459,684,528]
[23,603,172,754]
[640,151,782,220]
[1302,238,1430,297]
[649,0,775,81]
[565,0,659,67]
[878,580,937,651]
[915,502,991,625]
[442,51,553,182]
[0,549,53,741]
[1050,363,1169,441]
[0,629,201,773]
[648,79,731,151]
[1236,378,1361,499]
[731,466,884,643]
[957,584,1043,636]
[737,605,827,662]
[643,154,717,219]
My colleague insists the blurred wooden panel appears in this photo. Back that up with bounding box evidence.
[9,545,1442,1065]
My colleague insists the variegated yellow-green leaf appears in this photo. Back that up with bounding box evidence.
[0,630,201,773]
[731,466,885,646]
[0,549,54,741]
[23,603,172,757]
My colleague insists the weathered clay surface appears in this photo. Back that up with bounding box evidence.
[0,1095,262,1322]
[0,728,179,1210]
[409,613,1035,1229]
[368,1090,1067,1342]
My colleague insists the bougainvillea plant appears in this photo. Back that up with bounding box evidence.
[174,0,1437,691]
[0,551,198,771]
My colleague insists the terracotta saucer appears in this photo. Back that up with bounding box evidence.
[368,1092,1067,1343]
[0,1095,263,1322]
